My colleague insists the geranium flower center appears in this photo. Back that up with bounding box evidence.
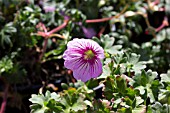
[84,50,95,60]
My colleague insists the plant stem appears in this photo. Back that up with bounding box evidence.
[86,4,128,23]
[36,5,128,61]
[0,84,9,113]
[48,20,69,35]
[39,38,48,62]
[155,17,169,32]
[38,20,69,62]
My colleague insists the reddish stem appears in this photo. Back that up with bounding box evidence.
[0,84,9,113]
[38,20,69,62]
[153,0,159,5]
[41,23,48,33]
[39,38,48,62]
[98,26,106,37]
[156,17,169,32]
[155,23,165,32]
[86,17,113,23]
[86,4,128,23]
[37,4,128,37]
[48,20,69,35]
[36,5,128,61]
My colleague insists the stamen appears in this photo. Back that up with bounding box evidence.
[84,50,95,60]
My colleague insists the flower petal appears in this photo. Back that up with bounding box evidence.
[63,49,83,61]
[63,38,105,82]
[64,58,84,70]
[73,62,91,82]
[72,59,102,82]
[91,59,103,78]
[67,39,86,50]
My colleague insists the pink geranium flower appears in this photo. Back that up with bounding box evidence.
[63,39,105,82]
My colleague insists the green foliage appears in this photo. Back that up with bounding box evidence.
[0,0,170,112]
[29,49,169,112]
[147,102,170,113]
[0,50,18,74]
[30,81,94,113]
[30,91,62,113]
[0,22,16,47]
[0,55,13,74]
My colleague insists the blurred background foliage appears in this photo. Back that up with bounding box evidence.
[0,0,170,113]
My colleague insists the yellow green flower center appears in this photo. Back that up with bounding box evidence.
[84,50,95,60]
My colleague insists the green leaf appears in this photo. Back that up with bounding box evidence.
[159,89,170,104]
[30,105,47,113]
[29,91,62,113]
[46,100,63,113]
[29,94,45,105]
[50,92,61,102]
[89,99,110,113]
[61,93,87,113]
[128,53,140,64]
[116,76,127,94]
[133,70,157,86]
[105,45,122,54]
[147,102,170,113]
[135,96,144,106]
[132,105,146,113]
[160,70,170,84]
[135,86,145,95]
[133,70,160,103]
[0,22,16,47]
[98,64,111,79]
[146,84,155,103]
[125,53,146,74]
[0,56,13,74]
[84,100,93,107]
[71,98,87,112]
[103,35,115,49]
[103,77,117,100]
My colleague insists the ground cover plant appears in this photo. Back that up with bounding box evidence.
[0,0,170,113]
